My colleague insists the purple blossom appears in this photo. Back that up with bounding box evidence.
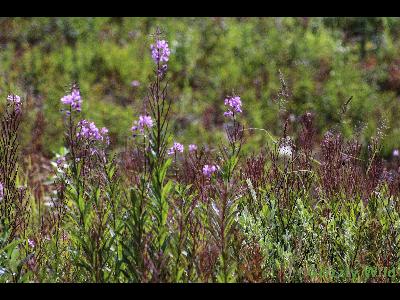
[131,80,140,87]
[223,111,233,118]
[393,149,399,157]
[131,115,154,135]
[0,182,3,201]
[189,144,198,152]
[100,127,109,136]
[167,142,184,155]
[202,164,217,178]
[7,94,21,112]
[56,157,65,166]
[77,120,109,145]
[151,39,170,64]
[224,96,242,118]
[61,88,82,112]
[28,239,35,248]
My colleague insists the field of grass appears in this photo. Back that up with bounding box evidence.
[1,17,400,283]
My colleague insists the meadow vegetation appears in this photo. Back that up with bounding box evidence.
[1,17,400,282]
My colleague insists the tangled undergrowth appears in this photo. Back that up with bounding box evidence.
[2,29,400,283]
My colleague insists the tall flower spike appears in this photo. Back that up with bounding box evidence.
[151,38,170,77]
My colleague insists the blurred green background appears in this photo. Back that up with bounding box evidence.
[1,17,400,158]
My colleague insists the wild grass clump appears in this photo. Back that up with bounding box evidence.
[2,28,400,283]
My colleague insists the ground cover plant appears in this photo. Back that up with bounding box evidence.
[2,19,400,283]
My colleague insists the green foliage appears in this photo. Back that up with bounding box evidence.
[2,17,400,156]
[3,18,400,283]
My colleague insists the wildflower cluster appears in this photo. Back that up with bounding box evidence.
[202,164,218,178]
[77,120,109,145]
[167,142,184,155]
[131,115,153,135]
[224,96,242,118]
[151,39,170,76]
[60,87,82,113]
[8,27,400,284]
[151,40,170,64]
